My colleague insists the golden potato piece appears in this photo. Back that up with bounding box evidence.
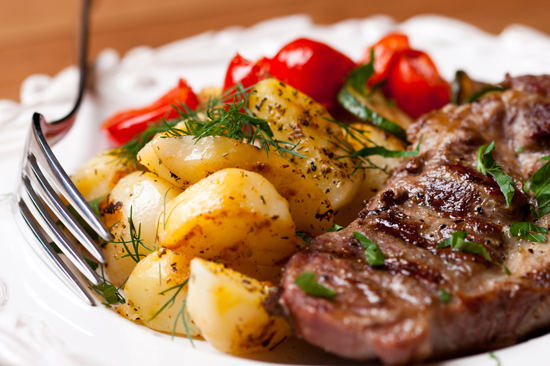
[158,168,297,266]
[248,78,363,210]
[71,149,135,201]
[100,171,182,287]
[186,258,291,354]
[139,135,333,235]
[116,249,199,336]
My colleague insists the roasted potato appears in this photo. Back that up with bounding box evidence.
[157,168,298,266]
[248,79,363,210]
[71,149,135,201]
[186,258,291,354]
[139,135,333,235]
[100,171,182,287]
[116,249,200,336]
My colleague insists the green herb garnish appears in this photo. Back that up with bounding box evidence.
[437,231,510,274]
[517,145,524,154]
[476,141,515,206]
[439,289,451,303]
[326,224,345,232]
[295,272,337,299]
[109,84,304,168]
[345,49,375,94]
[353,136,422,159]
[107,206,154,263]
[92,264,125,306]
[489,352,502,366]
[509,222,547,242]
[148,279,194,346]
[329,119,396,174]
[524,156,550,217]
[162,84,305,159]
[353,232,385,266]
[296,231,313,244]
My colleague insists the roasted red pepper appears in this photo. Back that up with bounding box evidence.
[361,33,410,87]
[361,33,450,119]
[269,38,356,115]
[102,78,199,145]
[223,38,355,116]
[384,49,450,119]
[223,54,271,91]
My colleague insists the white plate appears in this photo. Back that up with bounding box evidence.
[1,14,550,366]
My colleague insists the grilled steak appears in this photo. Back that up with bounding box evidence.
[275,75,550,365]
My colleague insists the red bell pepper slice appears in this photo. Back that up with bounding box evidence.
[102,78,199,145]
[384,49,450,119]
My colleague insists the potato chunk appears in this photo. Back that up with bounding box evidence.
[116,249,199,336]
[248,79,363,209]
[186,258,291,354]
[139,135,333,235]
[157,168,297,266]
[100,171,182,287]
[71,149,135,201]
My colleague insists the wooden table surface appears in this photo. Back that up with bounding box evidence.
[1,0,548,102]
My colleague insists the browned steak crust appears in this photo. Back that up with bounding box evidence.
[276,75,550,365]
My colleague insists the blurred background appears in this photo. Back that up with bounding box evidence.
[1,0,548,102]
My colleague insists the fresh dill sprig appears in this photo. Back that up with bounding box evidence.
[162,84,306,159]
[109,83,305,167]
[108,206,154,263]
[326,119,392,174]
[148,279,194,346]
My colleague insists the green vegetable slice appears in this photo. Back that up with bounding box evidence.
[338,86,409,142]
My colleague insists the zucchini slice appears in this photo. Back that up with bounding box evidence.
[451,70,506,105]
[338,85,411,142]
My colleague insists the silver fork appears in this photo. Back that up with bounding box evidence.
[15,0,111,306]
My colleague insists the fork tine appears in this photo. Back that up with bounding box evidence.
[30,113,112,243]
[17,198,96,306]
[22,175,101,285]
[27,153,107,263]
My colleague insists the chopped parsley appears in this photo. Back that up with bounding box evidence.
[353,232,385,266]
[509,222,547,242]
[296,231,313,244]
[524,155,550,217]
[92,264,125,306]
[437,231,510,274]
[326,224,345,232]
[295,271,337,300]
[476,141,515,206]
[439,289,451,303]
[296,224,344,244]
